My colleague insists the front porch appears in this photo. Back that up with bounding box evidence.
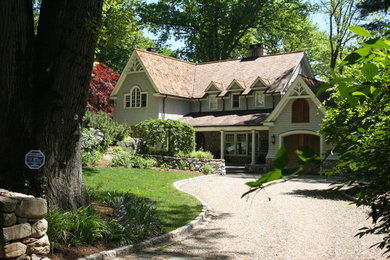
[195,129,270,166]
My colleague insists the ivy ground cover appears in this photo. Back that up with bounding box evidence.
[83,167,202,233]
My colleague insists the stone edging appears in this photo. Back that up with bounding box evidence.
[78,175,215,260]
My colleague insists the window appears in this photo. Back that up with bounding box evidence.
[141,93,147,107]
[124,86,147,108]
[209,95,217,110]
[224,133,249,156]
[255,91,265,107]
[131,87,141,107]
[236,134,247,155]
[292,98,309,122]
[225,134,235,155]
[124,94,131,108]
[232,94,240,108]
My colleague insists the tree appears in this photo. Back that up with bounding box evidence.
[357,0,390,30]
[321,0,359,70]
[0,0,103,209]
[95,0,172,72]
[138,0,311,62]
[251,10,331,78]
[242,27,390,255]
[88,61,120,117]
[319,27,390,254]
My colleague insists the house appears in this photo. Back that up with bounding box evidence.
[110,44,336,169]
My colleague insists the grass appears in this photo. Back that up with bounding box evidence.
[83,167,202,233]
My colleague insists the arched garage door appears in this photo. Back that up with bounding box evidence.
[283,134,320,172]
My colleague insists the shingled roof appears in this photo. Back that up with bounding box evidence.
[134,49,306,99]
[179,109,273,127]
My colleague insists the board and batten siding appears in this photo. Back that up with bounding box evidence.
[113,73,159,126]
[266,98,324,159]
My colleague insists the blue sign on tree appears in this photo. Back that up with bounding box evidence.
[25,150,45,170]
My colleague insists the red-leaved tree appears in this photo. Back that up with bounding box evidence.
[88,61,120,117]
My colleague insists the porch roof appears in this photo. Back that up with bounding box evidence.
[179,109,272,127]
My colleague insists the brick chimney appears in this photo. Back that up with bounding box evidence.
[247,43,268,57]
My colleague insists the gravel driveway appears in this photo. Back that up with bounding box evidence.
[114,174,387,259]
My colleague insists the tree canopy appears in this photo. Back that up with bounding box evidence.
[95,0,172,72]
[138,0,315,62]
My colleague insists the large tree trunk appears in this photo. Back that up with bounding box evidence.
[0,1,37,193]
[0,0,103,210]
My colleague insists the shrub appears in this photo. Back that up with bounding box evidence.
[46,206,111,249]
[135,119,195,155]
[175,149,214,159]
[81,129,104,165]
[105,191,161,243]
[177,160,188,170]
[132,156,157,169]
[109,147,133,167]
[84,110,132,148]
[82,150,103,166]
[202,164,213,174]
[82,128,101,151]
[46,192,161,249]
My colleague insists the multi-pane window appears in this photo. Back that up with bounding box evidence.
[232,94,240,108]
[225,134,235,155]
[124,86,147,108]
[255,91,265,107]
[209,95,217,110]
[225,133,248,156]
[131,87,141,107]
[236,134,247,155]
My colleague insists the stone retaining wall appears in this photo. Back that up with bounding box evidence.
[0,189,49,260]
[140,154,226,175]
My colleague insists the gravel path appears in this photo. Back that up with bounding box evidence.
[113,175,386,259]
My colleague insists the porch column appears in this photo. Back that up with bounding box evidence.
[220,130,225,159]
[251,130,256,164]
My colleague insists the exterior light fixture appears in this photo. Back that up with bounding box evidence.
[271,135,276,144]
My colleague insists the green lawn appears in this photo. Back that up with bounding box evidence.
[83,167,202,233]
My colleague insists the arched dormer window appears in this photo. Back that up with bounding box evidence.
[292,98,309,122]
[124,86,147,108]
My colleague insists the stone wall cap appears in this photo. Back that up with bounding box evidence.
[0,191,34,199]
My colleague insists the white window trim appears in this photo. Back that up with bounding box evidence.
[231,94,240,108]
[124,86,148,109]
[209,94,218,110]
[255,91,265,108]
[124,93,131,109]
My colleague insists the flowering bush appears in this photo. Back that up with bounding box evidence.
[87,61,119,117]
[107,192,161,242]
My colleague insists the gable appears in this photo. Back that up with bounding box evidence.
[205,81,223,93]
[250,76,269,90]
[226,79,245,92]
[111,51,159,99]
[265,75,325,123]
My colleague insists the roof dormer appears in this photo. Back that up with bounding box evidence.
[250,76,269,90]
[205,81,223,93]
[226,79,245,92]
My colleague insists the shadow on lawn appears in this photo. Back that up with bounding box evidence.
[82,167,101,177]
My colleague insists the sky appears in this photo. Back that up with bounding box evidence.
[142,0,330,52]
